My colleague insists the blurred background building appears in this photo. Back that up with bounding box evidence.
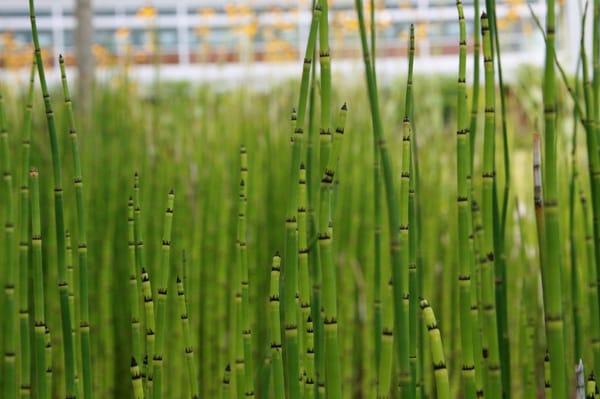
[0,0,583,81]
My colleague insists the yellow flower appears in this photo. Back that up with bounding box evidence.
[137,5,156,19]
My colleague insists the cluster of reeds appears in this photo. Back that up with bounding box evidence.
[0,0,599,398]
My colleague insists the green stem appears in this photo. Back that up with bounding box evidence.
[17,58,36,399]
[456,2,476,398]
[152,190,175,399]
[541,0,568,395]
[420,299,450,399]
[318,105,347,399]
[59,56,87,398]
[480,13,502,399]
[30,168,47,399]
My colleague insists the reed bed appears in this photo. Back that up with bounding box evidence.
[0,0,598,397]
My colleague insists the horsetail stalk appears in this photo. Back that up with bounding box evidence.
[587,374,597,399]
[569,56,583,364]
[541,0,568,394]
[130,358,145,399]
[580,6,600,350]
[304,315,315,399]
[455,2,476,397]
[140,268,156,396]
[318,104,347,399]
[377,279,394,399]
[479,13,503,399]
[283,199,301,399]
[176,270,200,399]
[319,0,331,159]
[237,147,255,398]
[295,0,321,134]
[297,164,313,386]
[397,115,413,396]
[420,299,450,399]
[133,172,152,390]
[544,351,552,398]
[372,63,383,397]
[59,55,87,398]
[580,191,600,369]
[66,231,82,399]
[221,364,231,399]
[404,25,420,399]
[17,58,36,399]
[409,166,420,399]
[152,190,175,399]
[354,3,411,398]
[128,197,144,378]
[469,0,480,166]
[44,327,52,399]
[30,168,47,399]
[282,11,322,389]
[268,254,286,399]
[0,64,17,399]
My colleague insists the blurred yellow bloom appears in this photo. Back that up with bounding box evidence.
[2,32,15,48]
[416,23,427,39]
[242,22,258,38]
[137,5,156,19]
[507,7,519,22]
[497,17,509,31]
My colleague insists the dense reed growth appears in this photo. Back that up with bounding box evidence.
[0,0,599,398]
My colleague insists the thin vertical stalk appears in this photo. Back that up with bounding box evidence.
[18,58,36,399]
[30,168,47,399]
[152,190,175,399]
[353,4,410,399]
[237,147,254,398]
[420,300,450,399]
[59,56,87,398]
[133,173,152,392]
[297,164,312,392]
[283,4,322,397]
[269,254,286,399]
[581,191,600,369]
[318,104,347,399]
[176,268,199,398]
[479,13,502,399]
[44,327,51,399]
[544,351,552,398]
[128,197,143,378]
[580,8,600,363]
[0,61,17,399]
[456,2,476,398]
[397,114,413,398]
[66,231,82,399]
[304,315,315,399]
[541,0,568,394]
[130,358,144,399]
[570,59,583,364]
[140,268,155,397]
[377,278,394,399]
[405,24,419,399]
[469,0,480,168]
[221,365,231,399]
